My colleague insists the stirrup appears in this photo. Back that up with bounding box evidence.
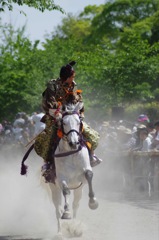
[90,155,102,167]
[41,163,50,172]
[41,163,56,183]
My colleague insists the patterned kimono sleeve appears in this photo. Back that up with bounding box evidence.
[75,88,84,116]
[42,79,58,113]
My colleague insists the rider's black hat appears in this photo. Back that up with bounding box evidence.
[60,61,76,81]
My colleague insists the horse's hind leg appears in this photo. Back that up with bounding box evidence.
[61,180,72,219]
[85,170,99,210]
[72,187,83,218]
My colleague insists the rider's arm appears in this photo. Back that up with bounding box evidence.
[42,79,59,114]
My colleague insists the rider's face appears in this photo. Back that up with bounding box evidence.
[65,73,75,84]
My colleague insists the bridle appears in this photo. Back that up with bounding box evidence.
[61,111,83,137]
[54,111,84,158]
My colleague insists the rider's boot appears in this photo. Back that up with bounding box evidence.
[41,162,56,183]
[41,142,58,183]
[90,151,102,167]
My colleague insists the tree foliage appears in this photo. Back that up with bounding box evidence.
[0,23,45,120]
[0,0,159,121]
[86,0,159,44]
[0,0,64,12]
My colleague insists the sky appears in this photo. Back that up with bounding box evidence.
[1,0,106,43]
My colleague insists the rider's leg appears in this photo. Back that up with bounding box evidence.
[82,122,102,167]
[34,115,57,183]
[89,150,103,167]
[41,127,58,183]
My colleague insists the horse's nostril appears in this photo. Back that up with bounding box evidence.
[69,142,78,149]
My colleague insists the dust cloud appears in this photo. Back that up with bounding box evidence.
[0,140,158,240]
[0,147,58,238]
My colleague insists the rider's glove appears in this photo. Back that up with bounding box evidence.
[49,108,55,117]
[49,108,62,121]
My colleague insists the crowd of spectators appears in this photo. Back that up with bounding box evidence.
[99,114,159,153]
[98,114,159,193]
[0,111,46,148]
[1,112,159,153]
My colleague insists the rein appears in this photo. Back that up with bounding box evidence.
[68,182,83,190]
[54,145,82,158]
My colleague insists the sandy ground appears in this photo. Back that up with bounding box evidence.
[0,147,158,240]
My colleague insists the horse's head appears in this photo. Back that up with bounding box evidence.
[61,102,83,149]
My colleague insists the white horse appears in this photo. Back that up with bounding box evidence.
[49,102,99,233]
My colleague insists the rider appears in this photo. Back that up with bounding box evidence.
[34,61,102,183]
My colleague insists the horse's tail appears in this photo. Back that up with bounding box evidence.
[20,143,34,175]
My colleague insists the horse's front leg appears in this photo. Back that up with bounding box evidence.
[48,183,63,233]
[85,170,99,210]
[72,187,83,218]
[61,180,72,219]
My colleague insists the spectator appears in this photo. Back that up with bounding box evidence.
[12,124,24,144]
[13,113,25,128]
[32,111,46,136]
[116,126,134,150]
[132,124,147,151]
[151,120,159,150]
[139,129,152,151]
[137,114,150,125]
[147,122,156,141]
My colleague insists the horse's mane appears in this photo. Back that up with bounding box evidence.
[63,102,83,115]
[64,103,76,112]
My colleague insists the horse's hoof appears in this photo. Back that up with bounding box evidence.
[61,211,72,219]
[54,232,64,240]
[89,198,99,210]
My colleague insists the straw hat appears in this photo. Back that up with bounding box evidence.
[117,125,132,135]
[102,121,110,127]
[137,124,147,129]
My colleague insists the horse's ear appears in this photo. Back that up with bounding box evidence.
[74,102,84,112]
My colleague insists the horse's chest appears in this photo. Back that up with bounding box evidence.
[55,156,84,183]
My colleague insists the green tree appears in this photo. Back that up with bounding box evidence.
[0,0,63,12]
[85,0,159,44]
[0,23,45,120]
[75,0,159,108]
